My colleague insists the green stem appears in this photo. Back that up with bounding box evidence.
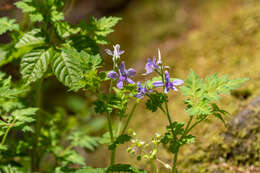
[122,102,137,134]
[151,160,157,173]
[107,79,115,165]
[31,79,43,172]
[172,150,179,173]
[1,119,15,145]
[180,116,193,140]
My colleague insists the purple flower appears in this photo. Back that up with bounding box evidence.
[143,48,162,75]
[153,71,184,93]
[107,61,136,89]
[135,81,151,99]
[105,44,124,61]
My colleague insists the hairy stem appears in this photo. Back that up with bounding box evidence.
[122,102,137,134]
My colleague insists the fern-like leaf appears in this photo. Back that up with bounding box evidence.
[20,49,52,85]
[0,17,19,35]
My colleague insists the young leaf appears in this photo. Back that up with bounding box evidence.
[15,29,45,49]
[0,17,19,35]
[15,0,43,22]
[20,48,52,85]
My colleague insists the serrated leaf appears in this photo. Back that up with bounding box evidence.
[15,29,45,48]
[51,46,83,87]
[12,108,38,122]
[20,49,52,85]
[15,1,35,13]
[0,17,19,35]
[21,49,52,85]
[29,13,44,22]
[15,0,43,22]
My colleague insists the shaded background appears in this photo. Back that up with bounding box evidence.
[1,0,260,172]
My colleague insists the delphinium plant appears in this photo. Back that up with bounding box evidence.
[0,0,248,172]
[93,46,248,173]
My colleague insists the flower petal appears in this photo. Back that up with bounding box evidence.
[165,71,170,82]
[107,71,118,79]
[153,81,164,87]
[119,61,126,74]
[135,93,144,99]
[115,44,124,56]
[164,87,169,93]
[127,68,136,77]
[117,79,124,89]
[143,58,154,75]
[126,77,135,84]
[172,79,184,86]
[157,48,162,65]
[105,49,113,56]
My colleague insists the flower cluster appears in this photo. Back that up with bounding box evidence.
[106,44,184,98]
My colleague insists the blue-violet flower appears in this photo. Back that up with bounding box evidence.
[105,44,124,63]
[107,61,136,89]
[153,71,184,93]
[143,48,162,75]
[135,81,151,99]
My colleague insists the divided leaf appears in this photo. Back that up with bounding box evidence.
[20,48,52,85]
[15,0,43,22]
[68,132,101,151]
[0,17,19,35]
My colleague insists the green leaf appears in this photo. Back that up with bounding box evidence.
[12,107,38,132]
[62,150,85,165]
[107,164,148,173]
[20,48,52,85]
[0,17,19,35]
[75,167,106,173]
[50,7,64,22]
[81,16,121,45]
[0,72,23,98]
[68,132,100,151]
[52,46,83,87]
[15,29,45,49]
[15,0,43,22]
[180,69,203,98]
[54,22,80,39]
[146,92,168,112]
[109,134,131,150]
[15,0,35,13]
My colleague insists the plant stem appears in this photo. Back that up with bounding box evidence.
[151,160,157,173]
[172,150,179,173]
[31,79,43,172]
[122,102,137,134]
[1,119,15,145]
[180,116,193,140]
[107,79,115,165]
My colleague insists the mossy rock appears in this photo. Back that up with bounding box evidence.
[215,96,260,166]
[181,96,260,173]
